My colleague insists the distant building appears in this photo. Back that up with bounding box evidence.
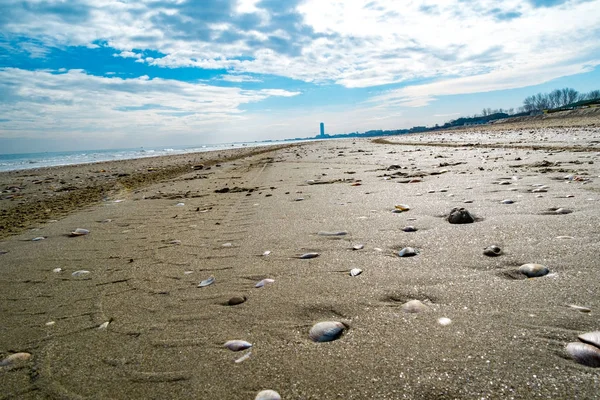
[320,122,325,137]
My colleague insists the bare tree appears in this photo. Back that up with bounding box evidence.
[583,90,600,100]
[561,87,579,105]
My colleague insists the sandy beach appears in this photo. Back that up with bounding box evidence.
[1,117,600,399]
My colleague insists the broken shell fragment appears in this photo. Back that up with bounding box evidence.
[518,263,549,278]
[393,204,410,213]
[398,247,419,257]
[0,352,31,367]
[568,304,591,313]
[483,245,502,257]
[309,321,347,343]
[70,228,89,236]
[349,268,363,277]
[438,317,452,326]
[255,279,275,288]
[98,321,110,330]
[198,276,215,287]
[255,390,281,400]
[224,340,252,352]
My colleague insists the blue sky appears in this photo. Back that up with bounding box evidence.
[1,0,600,153]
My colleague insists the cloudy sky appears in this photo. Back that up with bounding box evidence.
[1,0,600,153]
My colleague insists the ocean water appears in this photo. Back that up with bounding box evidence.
[0,141,292,172]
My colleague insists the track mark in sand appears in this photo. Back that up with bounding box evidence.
[126,370,191,383]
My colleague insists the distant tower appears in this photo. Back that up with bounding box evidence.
[320,122,325,137]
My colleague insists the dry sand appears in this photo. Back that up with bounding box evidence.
[1,121,600,399]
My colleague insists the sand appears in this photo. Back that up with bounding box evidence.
[1,119,600,399]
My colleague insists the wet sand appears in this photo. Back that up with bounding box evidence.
[1,122,600,399]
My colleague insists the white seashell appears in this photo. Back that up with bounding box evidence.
[294,197,304,201]
[198,276,215,287]
[32,236,46,241]
[168,240,181,245]
[45,321,55,326]
[402,300,429,313]
[255,278,275,288]
[352,244,364,250]
[71,270,90,277]
[568,304,591,313]
[183,271,194,275]
[309,321,346,342]
[555,208,572,214]
[566,342,600,367]
[234,351,252,363]
[70,228,89,236]
[255,390,281,400]
[374,247,383,252]
[224,340,252,352]
[175,202,185,206]
[98,321,110,330]
[398,247,419,257]
[52,268,62,273]
[297,252,319,259]
[518,263,549,278]
[0,352,31,367]
[349,268,362,277]
[262,250,271,256]
[438,317,452,326]
[578,331,600,348]
[222,242,233,247]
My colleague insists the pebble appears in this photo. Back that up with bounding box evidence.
[0,352,31,367]
[224,340,252,352]
[352,244,364,250]
[349,268,362,277]
[255,390,281,400]
[309,321,346,342]
[402,226,417,232]
[398,247,419,257]
[518,263,549,278]
[255,278,275,288]
[483,245,502,257]
[447,208,475,224]
[401,300,429,313]
[438,317,452,326]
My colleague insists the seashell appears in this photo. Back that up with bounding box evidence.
[556,236,575,240]
[198,276,215,287]
[175,202,185,206]
[447,208,475,224]
[438,317,452,326]
[100,219,112,223]
[352,244,364,250]
[71,270,90,277]
[45,321,55,326]
[52,267,62,273]
[234,351,251,363]
[227,296,247,306]
[532,188,547,193]
[498,181,511,185]
[255,278,275,288]
[463,200,474,203]
[402,226,417,232]
[255,390,281,400]
[483,245,502,257]
[184,270,194,275]
[294,197,304,201]
[32,236,46,241]
[500,199,514,204]
[398,247,419,257]
[568,304,591,313]
[98,321,110,330]
[318,231,348,236]
[401,300,429,313]
[518,263,549,278]
[566,342,600,367]
[374,247,383,252]
[349,268,362,277]
[297,252,319,259]
[394,204,410,212]
[555,208,572,214]
[224,340,252,352]
[0,250,8,255]
[70,228,89,236]
[262,250,271,256]
[0,352,32,367]
[222,242,233,247]
[309,321,346,343]
[578,331,600,348]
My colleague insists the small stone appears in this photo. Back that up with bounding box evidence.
[398,247,419,257]
[447,208,475,224]
[402,226,417,232]
[352,244,364,250]
[518,263,549,278]
[438,317,452,326]
[401,300,429,313]
[483,245,502,257]
[255,390,281,400]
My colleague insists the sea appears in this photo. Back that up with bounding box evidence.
[0,140,296,172]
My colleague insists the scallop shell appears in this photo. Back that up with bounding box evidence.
[309,321,346,343]
[349,268,362,277]
[483,245,502,257]
[566,342,600,368]
[398,247,419,257]
[401,300,428,313]
[198,276,215,287]
[518,263,549,278]
[224,340,252,352]
[70,228,89,236]
[447,208,475,224]
[0,352,31,367]
[255,278,274,288]
[578,331,600,348]
[255,390,281,400]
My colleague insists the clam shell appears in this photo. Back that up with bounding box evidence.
[309,321,346,343]
[227,296,247,306]
[318,231,348,236]
[349,268,362,277]
[447,208,475,224]
[198,276,215,287]
[298,252,319,259]
[255,390,281,400]
[555,208,572,214]
[578,331,600,348]
[255,278,275,288]
[98,321,110,330]
[566,342,600,367]
[71,270,90,277]
[483,245,502,257]
[224,340,252,352]
[500,199,514,204]
[32,236,46,241]
[518,263,549,278]
[394,204,410,212]
[568,304,591,313]
[70,228,89,236]
[398,247,419,257]
[262,250,271,256]
[401,300,429,313]
[0,352,31,367]
[352,244,364,250]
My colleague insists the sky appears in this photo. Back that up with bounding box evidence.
[1,0,600,153]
